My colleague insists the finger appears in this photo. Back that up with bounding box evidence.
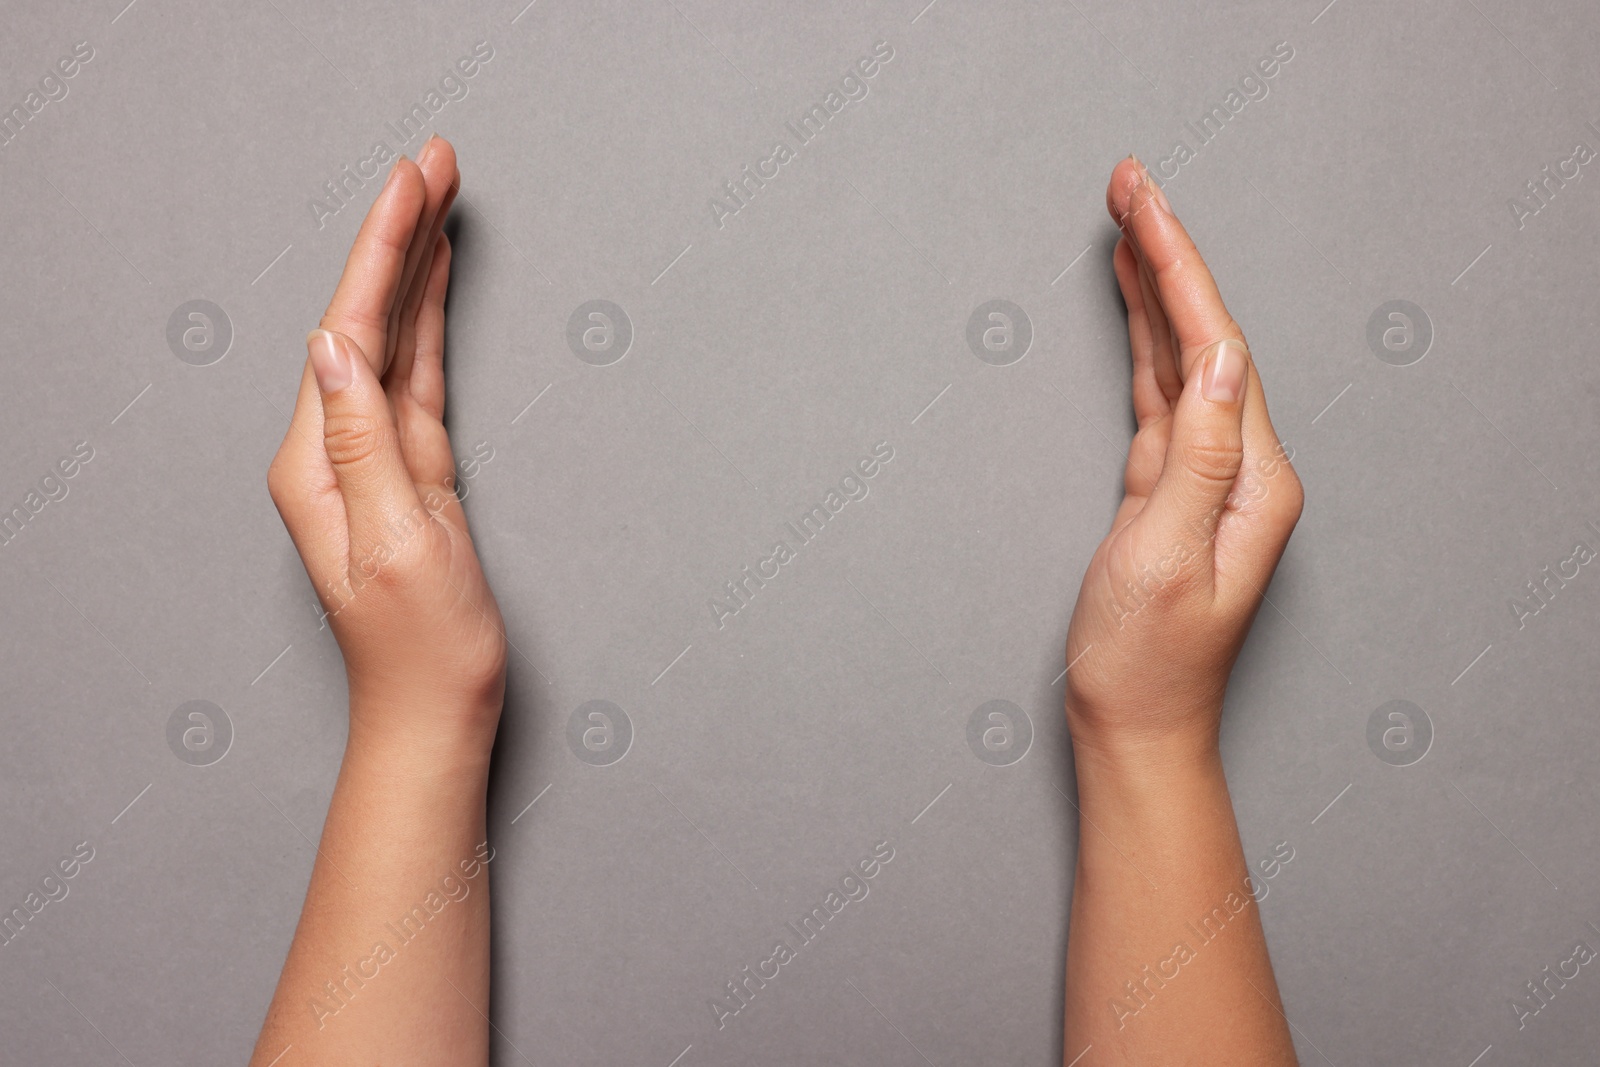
[1112,238,1169,428]
[386,137,459,383]
[1120,416,1169,512]
[1213,361,1304,591]
[394,236,459,494]
[407,232,453,422]
[1112,160,1244,380]
[1217,326,1298,551]
[1104,155,1143,227]
[320,158,428,377]
[389,166,458,393]
[1109,160,1183,399]
[266,357,348,589]
[1239,363,1288,485]
[307,329,428,562]
[1110,491,1145,535]
[1139,338,1251,578]
[1133,238,1183,400]
[1109,419,1171,540]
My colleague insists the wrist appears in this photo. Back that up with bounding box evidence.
[1066,708,1224,796]
[1069,729,1234,848]
[346,685,502,782]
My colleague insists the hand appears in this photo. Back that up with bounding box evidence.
[1063,158,1303,760]
[266,137,507,755]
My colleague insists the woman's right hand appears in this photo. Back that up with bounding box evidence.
[1063,158,1303,762]
[265,136,507,757]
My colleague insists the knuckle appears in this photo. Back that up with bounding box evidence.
[1111,531,1205,619]
[322,412,387,468]
[352,511,437,590]
[1123,423,1168,494]
[387,527,437,580]
[322,307,386,339]
[1130,421,1164,455]
[1276,469,1306,526]
[1181,431,1244,484]
[265,456,295,510]
[1143,561,1199,606]
[349,545,413,597]
[265,462,286,505]
[1180,324,1248,369]
[353,508,444,591]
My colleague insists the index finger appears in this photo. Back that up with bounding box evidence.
[1108,158,1243,379]
[319,156,428,377]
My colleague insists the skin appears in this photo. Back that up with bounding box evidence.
[247,144,1300,1065]
[250,135,508,1066]
[1061,158,1304,1065]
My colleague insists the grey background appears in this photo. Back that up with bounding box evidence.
[1,0,1597,1063]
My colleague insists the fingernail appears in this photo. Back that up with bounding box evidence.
[1113,155,1143,222]
[1202,340,1247,403]
[1143,165,1173,215]
[308,329,352,392]
[417,134,437,166]
[383,157,408,192]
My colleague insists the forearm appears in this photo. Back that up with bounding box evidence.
[1063,729,1296,1065]
[249,702,497,1067]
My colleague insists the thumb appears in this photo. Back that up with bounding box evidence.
[1141,338,1250,564]
[308,329,427,564]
